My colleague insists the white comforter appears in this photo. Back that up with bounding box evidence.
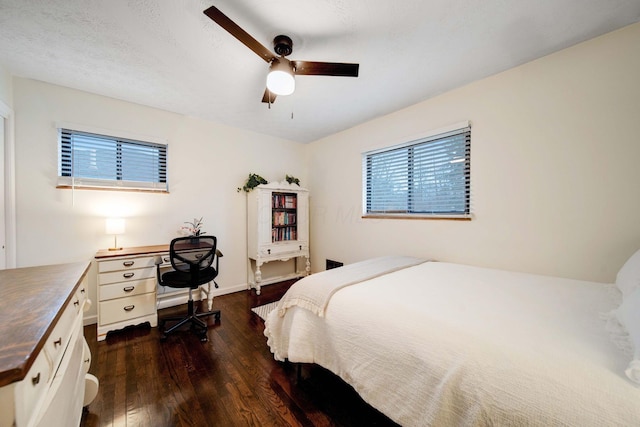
[264,260,640,426]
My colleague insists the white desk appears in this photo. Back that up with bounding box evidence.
[94,245,216,341]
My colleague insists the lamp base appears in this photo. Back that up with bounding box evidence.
[108,247,123,251]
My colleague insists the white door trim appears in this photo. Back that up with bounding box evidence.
[0,99,16,268]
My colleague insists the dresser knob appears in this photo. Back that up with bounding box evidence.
[54,337,62,347]
[74,299,80,306]
[32,372,40,386]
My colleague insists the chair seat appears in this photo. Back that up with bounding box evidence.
[161,267,217,289]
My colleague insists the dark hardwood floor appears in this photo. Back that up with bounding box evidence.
[81,281,399,427]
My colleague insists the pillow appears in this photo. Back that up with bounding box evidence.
[615,249,640,297]
[616,286,640,384]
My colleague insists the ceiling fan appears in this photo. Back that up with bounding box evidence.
[203,5,359,104]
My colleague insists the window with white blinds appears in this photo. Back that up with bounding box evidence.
[58,128,168,191]
[363,125,471,218]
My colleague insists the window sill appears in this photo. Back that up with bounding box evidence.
[56,185,169,194]
[362,213,472,221]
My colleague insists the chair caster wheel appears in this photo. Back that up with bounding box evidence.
[199,335,208,342]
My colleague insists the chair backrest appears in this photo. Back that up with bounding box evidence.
[169,236,217,279]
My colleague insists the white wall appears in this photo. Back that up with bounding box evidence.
[306,23,640,283]
[0,64,12,106]
[13,78,306,321]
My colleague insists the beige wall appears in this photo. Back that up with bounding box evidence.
[12,78,306,320]
[306,23,640,283]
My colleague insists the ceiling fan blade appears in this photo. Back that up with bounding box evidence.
[261,88,277,104]
[292,61,359,77]
[203,6,275,63]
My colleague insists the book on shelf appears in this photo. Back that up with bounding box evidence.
[272,193,297,209]
[271,226,298,242]
[272,211,296,226]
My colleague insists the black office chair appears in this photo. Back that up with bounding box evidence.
[156,236,222,341]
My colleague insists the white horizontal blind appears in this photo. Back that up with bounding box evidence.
[58,128,168,191]
[364,126,470,216]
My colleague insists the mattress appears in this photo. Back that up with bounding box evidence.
[265,260,640,426]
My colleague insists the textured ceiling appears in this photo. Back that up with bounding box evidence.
[0,0,639,143]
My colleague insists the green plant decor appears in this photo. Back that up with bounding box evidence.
[285,174,300,186]
[237,173,268,192]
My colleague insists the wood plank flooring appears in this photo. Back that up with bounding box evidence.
[81,281,399,427]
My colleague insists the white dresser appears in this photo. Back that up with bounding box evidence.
[0,262,98,427]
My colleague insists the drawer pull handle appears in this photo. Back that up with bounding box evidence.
[124,305,135,311]
[123,272,135,279]
[195,253,203,259]
[80,288,86,293]
[123,286,135,292]
[32,372,40,386]
[54,337,62,347]
[84,358,90,364]
[123,261,135,267]
[267,249,271,254]
[74,299,80,306]
[299,245,302,250]
[163,257,170,262]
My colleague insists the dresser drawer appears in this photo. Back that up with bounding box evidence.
[99,293,156,326]
[14,347,51,427]
[99,267,155,286]
[99,277,156,301]
[98,255,157,273]
[44,299,78,375]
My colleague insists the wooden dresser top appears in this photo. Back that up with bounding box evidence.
[0,261,90,387]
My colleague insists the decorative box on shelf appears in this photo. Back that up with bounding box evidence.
[247,181,310,295]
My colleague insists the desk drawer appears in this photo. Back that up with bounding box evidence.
[98,255,157,273]
[99,277,156,301]
[99,293,156,326]
[99,267,155,286]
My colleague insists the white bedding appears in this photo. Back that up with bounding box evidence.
[264,260,640,426]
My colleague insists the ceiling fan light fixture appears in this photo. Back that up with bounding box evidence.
[266,60,295,96]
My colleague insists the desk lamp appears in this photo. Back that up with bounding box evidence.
[105,218,125,251]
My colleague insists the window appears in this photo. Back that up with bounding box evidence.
[58,127,168,192]
[363,124,471,219]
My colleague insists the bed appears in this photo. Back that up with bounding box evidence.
[264,255,640,426]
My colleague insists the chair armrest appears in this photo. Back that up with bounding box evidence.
[216,249,223,257]
[154,255,164,286]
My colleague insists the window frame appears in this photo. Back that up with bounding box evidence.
[57,123,168,193]
[362,122,471,220]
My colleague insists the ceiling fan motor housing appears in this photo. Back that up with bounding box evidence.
[273,35,293,57]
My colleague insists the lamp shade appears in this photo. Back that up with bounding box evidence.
[266,59,295,96]
[105,218,125,235]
